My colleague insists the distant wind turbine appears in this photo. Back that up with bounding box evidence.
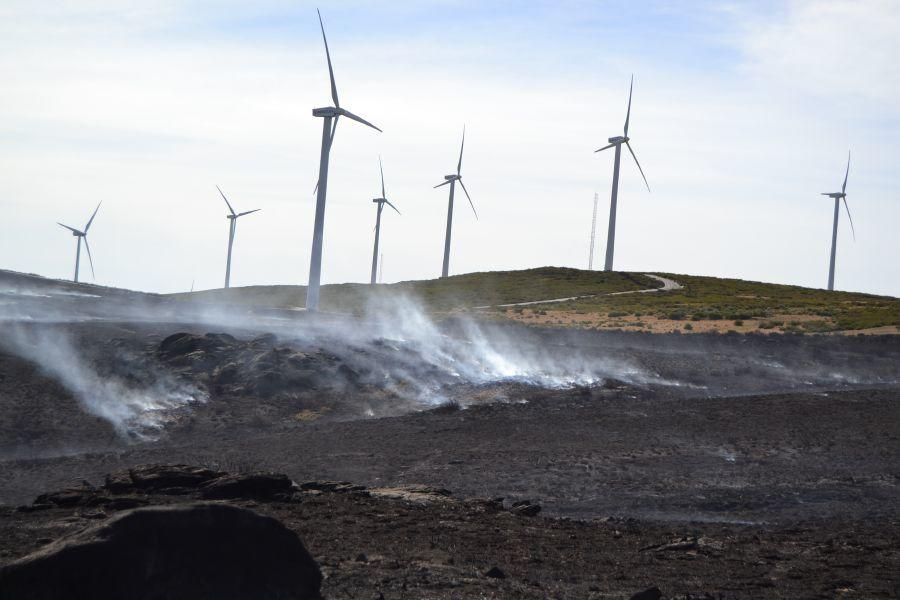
[307,8,381,310]
[57,202,101,283]
[595,75,650,272]
[370,157,400,285]
[822,150,855,291]
[434,127,477,278]
[217,186,260,289]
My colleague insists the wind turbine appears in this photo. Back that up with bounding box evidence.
[57,202,101,283]
[217,185,260,289]
[434,127,477,278]
[595,75,650,272]
[370,157,400,285]
[822,150,855,291]
[307,9,381,310]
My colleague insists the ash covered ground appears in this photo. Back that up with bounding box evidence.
[1,271,899,597]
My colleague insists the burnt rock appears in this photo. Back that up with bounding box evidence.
[200,472,296,500]
[33,489,95,508]
[0,503,322,600]
[510,500,541,517]
[158,332,236,359]
[630,587,663,600]
[104,464,223,494]
[484,566,506,579]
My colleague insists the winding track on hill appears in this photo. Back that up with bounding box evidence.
[474,273,683,309]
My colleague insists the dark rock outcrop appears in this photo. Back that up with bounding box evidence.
[104,464,223,494]
[0,503,321,600]
[200,472,295,500]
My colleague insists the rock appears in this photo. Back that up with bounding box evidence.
[0,503,322,600]
[105,464,223,494]
[510,500,541,517]
[630,587,663,600]
[158,332,236,359]
[299,481,367,493]
[485,566,507,579]
[200,472,295,500]
[33,489,94,508]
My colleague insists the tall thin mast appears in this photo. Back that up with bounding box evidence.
[588,192,599,270]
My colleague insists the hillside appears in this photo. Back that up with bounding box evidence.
[168,267,900,334]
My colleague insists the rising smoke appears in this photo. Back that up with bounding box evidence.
[1,324,206,441]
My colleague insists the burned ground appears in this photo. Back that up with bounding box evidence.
[1,270,899,597]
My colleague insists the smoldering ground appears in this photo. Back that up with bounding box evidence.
[1,269,898,460]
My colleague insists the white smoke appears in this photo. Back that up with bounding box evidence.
[1,324,206,440]
[296,293,665,408]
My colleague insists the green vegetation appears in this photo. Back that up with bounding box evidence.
[529,272,900,332]
[168,268,900,333]
[168,268,655,313]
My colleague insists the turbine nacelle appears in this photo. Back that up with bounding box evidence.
[373,197,386,203]
[312,106,339,117]
[607,135,629,144]
[822,192,846,199]
[444,174,460,181]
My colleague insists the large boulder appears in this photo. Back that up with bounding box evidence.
[0,504,321,600]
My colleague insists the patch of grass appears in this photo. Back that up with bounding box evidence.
[170,268,656,313]
[168,268,900,333]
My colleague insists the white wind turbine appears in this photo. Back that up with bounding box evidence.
[307,9,381,310]
[434,127,477,278]
[370,157,400,285]
[217,186,260,289]
[821,151,855,291]
[57,202,101,283]
[595,75,650,271]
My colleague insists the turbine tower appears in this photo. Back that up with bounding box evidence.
[217,185,260,289]
[595,75,650,272]
[434,127,477,278]
[822,151,855,291]
[57,202,101,283]
[307,9,381,310]
[370,157,400,284]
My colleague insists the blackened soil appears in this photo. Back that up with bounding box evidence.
[2,468,899,599]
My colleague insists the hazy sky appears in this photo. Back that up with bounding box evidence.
[1,0,898,296]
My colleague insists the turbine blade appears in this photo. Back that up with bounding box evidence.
[57,223,81,234]
[84,202,101,232]
[339,108,381,132]
[459,179,478,220]
[434,180,451,189]
[379,155,385,199]
[843,197,856,241]
[217,185,236,215]
[457,125,466,176]
[625,141,650,192]
[385,199,401,215]
[842,149,850,194]
[83,236,96,280]
[624,74,633,136]
[317,9,339,108]
[594,142,616,153]
[237,209,261,217]
[315,116,341,192]
[329,114,339,148]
